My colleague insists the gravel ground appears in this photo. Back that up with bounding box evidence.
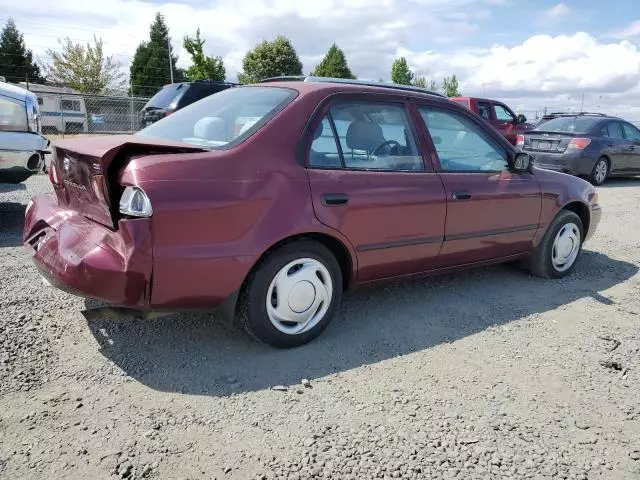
[1,173,639,480]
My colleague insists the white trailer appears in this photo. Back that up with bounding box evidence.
[16,83,88,134]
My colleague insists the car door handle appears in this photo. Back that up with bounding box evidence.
[451,190,472,200]
[322,193,349,206]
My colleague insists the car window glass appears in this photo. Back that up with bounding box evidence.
[477,102,492,121]
[0,96,28,131]
[608,122,625,140]
[137,86,296,149]
[309,115,342,168]
[494,104,515,122]
[622,122,640,141]
[327,101,423,171]
[419,107,508,172]
[600,124,610,137]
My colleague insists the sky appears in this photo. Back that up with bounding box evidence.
[1,0,639,119]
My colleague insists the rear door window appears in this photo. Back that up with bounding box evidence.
[606,122,625,140]
[308,100,424,171]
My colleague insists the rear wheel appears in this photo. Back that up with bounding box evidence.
[529,210,583,279]
[236,240,343,348]
[589,157,609,186]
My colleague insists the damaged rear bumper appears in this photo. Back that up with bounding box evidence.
[23,195,153,307]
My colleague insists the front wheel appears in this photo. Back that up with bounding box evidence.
[236,240,343,348]
[529,210,583,279]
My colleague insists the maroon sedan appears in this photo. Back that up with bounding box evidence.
[24,78,602,348]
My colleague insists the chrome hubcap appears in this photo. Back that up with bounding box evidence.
[266,258,333,335]
[552,222,581,272]
[595,160,607,183]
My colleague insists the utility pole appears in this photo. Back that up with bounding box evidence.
[167,36,174,84]
[580,93,584,112]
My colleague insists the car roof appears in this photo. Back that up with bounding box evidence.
[254,78,455,104]
[0,82,37,102]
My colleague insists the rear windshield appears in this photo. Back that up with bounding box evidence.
[536,116,599,133]
[137,86,296,149]
[145,84,187,109]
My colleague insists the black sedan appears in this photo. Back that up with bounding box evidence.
[517,113,640,185]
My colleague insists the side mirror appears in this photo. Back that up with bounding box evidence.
[516,114,527,124]
[513,152,533,172]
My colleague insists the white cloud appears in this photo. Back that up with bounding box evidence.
[612,20,640,39]
[544,2,571,21]
[401,32,640,119]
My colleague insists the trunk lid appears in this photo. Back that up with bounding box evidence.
[50,135,206,228]
[522,131,578,153]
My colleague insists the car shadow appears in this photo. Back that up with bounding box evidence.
[0,182,27,194]
[86,250,638,398]
[0,202,26,248]
[600,177,640,188]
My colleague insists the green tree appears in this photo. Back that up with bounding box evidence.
[312,43,355,79]
[413,75,439,91]
[442,74,461,97]
[130,12,185,96]
[237,35,302,84]
[0,19,42,83]
[391,57,413,85]
[45,36,124,94]
[183,28,225,81]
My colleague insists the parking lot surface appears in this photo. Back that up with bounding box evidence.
[1,174,639,479]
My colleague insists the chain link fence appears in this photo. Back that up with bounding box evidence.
[25,86,151,137]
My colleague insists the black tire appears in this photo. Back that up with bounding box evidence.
[589,157,609,186]
[236,240,343,348]
[0,170,32,184]
[529,210,583,279]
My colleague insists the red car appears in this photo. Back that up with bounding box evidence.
[24,78,602,348]
[451,96,536,145]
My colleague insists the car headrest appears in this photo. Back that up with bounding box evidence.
[313,120,323,140]
[193,116,225,140]
[346,121,385,152]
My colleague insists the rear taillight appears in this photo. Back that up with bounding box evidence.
[567,137,591,150]
[49,160,62,187]
[516,134,524,147]
[119,186,153,217]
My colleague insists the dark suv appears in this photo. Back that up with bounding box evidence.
[139,80,236,128]
[517,113,640,185]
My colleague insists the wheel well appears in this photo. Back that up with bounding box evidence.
[253,233,353,291]
[563,201,590,234]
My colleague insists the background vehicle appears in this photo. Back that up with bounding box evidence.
[0,82,48,183]
[517,112,640,185]
[451,96,536,145]
[25,78,601,348]
[139,80,236,128]
[536,111,602,128]
[20,84,89,134]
